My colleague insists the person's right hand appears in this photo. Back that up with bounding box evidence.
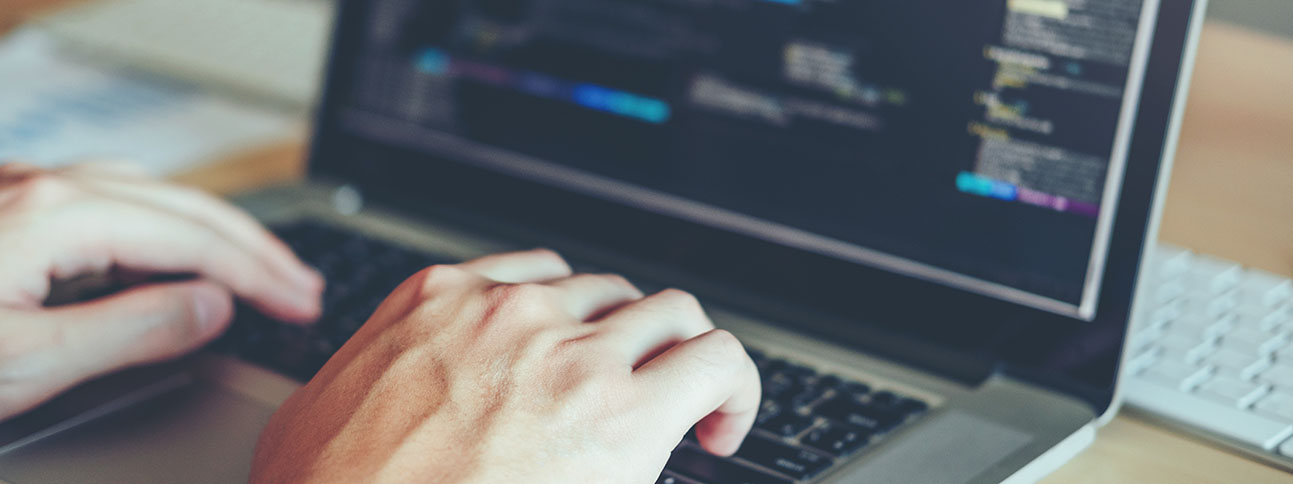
[251,249,762,483]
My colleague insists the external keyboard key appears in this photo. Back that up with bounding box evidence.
[1140,359,1210,390]
[735,434,833,480]
[1186,255,1243,295]
[1125,382,1293,450]
[666,447,792,484]
[1257,364,1293,387]
[1222,328,1286,355]
[1205,348,1261,372]
[1149,244,1193,278]
[1254,392,1293,422]
[1197,376,1269,408]
[1157,332,1206,354]
[1280,436,1293,458]
[1239,269,1293,309]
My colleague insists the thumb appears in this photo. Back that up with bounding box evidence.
[43,280,234,376]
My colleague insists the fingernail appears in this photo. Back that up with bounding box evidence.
[295,289,323,319]
[290,266,325,290]
[192,287,225,333]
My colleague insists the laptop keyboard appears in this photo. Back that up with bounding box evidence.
[661,348,929,483]
[212,221,446,380]
[1124,244,1293,458]
[214,220,931,482]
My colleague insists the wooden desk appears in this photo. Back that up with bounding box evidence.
[4,3,1292,483]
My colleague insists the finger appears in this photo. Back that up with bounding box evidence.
[38,280,233,379]
[0,198,320,322]
[545,273,643,320]
[62,175,322,291]
[457,248,572,283]
[594,289,715,367]
[633,329,761,457]
[0,161,42,181]
[55,159,151,178]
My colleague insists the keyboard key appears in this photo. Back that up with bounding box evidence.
[755,400,782,426]
[893,396,929,415]
[1197,376,1269,408]
[1221,328,1287,355]
[816,374,842,390]
[779,363,817,379]
[218,221,450,380]
[868,390,898,407]
[1239,269,1293,309]
[1186,255,1243,295]
[734,434,833,480]
[666,447,792,484]
[782,385,830,408]
[1139,359,1210,390]
[758,412,815,438]
[802,422,870,457]
[763,374,804,402]
[1204,348,1262,372]
[1157,332,1206,354]
[1254,392,1293,422]
[814,397,903,434]
[835,380,871,397]
[1280,436,1293,458]
[1125,382,1293,450]
[1236,308,1291,333]
[1149,244,1193,278]
[1257,364,1293,387]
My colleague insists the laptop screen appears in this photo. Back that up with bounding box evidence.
[335,0,1160,320]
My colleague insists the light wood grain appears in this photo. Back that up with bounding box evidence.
[1157,22,1293,277]
[4,2,1292,482]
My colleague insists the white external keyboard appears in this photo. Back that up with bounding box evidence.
[35,0,333,109]
[1125,243,1293,468]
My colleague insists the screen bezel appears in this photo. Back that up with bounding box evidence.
[308,0,1202,414]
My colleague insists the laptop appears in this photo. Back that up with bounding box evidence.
[0,0,1207,482]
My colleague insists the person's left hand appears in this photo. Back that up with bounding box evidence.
[0,161,323,420]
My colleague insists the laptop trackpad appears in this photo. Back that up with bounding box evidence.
[0,382,275,484]
[840,411,1033,484]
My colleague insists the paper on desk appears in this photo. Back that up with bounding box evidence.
[0,28,300,175]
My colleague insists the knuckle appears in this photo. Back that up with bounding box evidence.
[170,185,214,206]
[595,273,638,293]
[415,264,470,294]
[490,282,550,303]
[483,283,554,323]
[656,288,705,317]
[699,329,747,366]
[529,248,568,267]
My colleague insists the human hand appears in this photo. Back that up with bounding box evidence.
[251,250,760,483]
[0,162,322,420]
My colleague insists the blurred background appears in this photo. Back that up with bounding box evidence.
[0,0,1288,179]
[1209,1,1293,38]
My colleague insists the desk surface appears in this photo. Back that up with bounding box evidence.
[6,3,1293,483]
